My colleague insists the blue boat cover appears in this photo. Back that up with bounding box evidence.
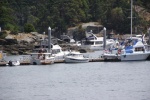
[125,46,133,53]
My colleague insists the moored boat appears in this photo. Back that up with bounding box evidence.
[102,36,150,61]
[120,38,150,61]
[65,51,89,63]
[8,60,20,66]
[80,31,114,51]
[29,50,54,65]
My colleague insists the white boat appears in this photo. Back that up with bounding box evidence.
[120,0,150,61]
[65,51,89,63]
[30,37,70,64]
[102,40,121,60]
[120,38,150,61]
[102,0,150,61]
[34,41,69,60]
[51,44,69,59]
[8,60,20,66]
[102,34,150,61]
[30,52,54,65]
[80,31,114,51]
[30,36,55,65]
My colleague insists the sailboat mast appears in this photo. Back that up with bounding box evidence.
[131,0,133,38]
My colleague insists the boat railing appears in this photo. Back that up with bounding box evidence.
[145,45,150,51]
[19,56,30,63]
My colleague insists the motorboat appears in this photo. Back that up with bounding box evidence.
[120,0,150,61]
[51,44,69,59]
[102,0,150,61]
[65,51,89,63]
[102,35,150,61]
[30,39,55,65]
[80,31,114,51]
[120,38,150,61]
[29,51,54,65]
[102,40,121,60]
[34,39,69,60]
[8,60,20,66]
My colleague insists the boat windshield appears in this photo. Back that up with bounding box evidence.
[83,41,94,45]
[135,47,144,52]
[52,49,61,54]
[95,41,103,44]
[68,53,83,57]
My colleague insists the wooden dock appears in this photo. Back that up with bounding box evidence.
[54,59,65,63]
[54,58,104,63]
[0,61,8,66]
[20,61,30,65]
[89,58,104,62]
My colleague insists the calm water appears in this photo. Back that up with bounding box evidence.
[0,61,150,100]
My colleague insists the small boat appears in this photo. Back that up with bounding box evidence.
[29,51,54,65]
[65,51,89,63]
[29,26,55,65]
[34,39,69,60]
[101,39,120,59]
[8,60,20,66]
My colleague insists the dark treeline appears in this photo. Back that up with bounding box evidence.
[0,0,150,35]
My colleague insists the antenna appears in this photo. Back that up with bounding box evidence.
[131,0,133,38]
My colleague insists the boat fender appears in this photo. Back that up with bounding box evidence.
[118,49,121,54]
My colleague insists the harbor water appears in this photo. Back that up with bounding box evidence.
[0,52,150,100]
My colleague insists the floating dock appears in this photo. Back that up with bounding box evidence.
[101,54,121,62]
[0,61,8,66]
[89,58,104,62]
[20,61,30,65]
[54,59,65,63]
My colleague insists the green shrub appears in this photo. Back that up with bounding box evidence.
[24,23,36,33]
[0,31,7,39]
[4,23,14,31]
[10,26,19,35]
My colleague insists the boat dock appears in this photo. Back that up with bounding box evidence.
[1,54,150,66]
[89,58,104,62]
[0,61,8,66]
[54,58,105,63]
[0,57,106,66]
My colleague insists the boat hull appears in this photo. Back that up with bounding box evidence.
[8,61,20,66]
[65,57,89,63]
[102,53,121,60]
[121,53,149,61]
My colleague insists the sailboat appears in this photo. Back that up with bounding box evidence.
[102,0,150,61]
[120,0,150,61]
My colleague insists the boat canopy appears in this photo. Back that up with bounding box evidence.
[125,46,133,53]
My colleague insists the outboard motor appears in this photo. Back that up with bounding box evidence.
[8,60,13,66]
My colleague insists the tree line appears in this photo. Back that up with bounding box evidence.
[0,0,150,36]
